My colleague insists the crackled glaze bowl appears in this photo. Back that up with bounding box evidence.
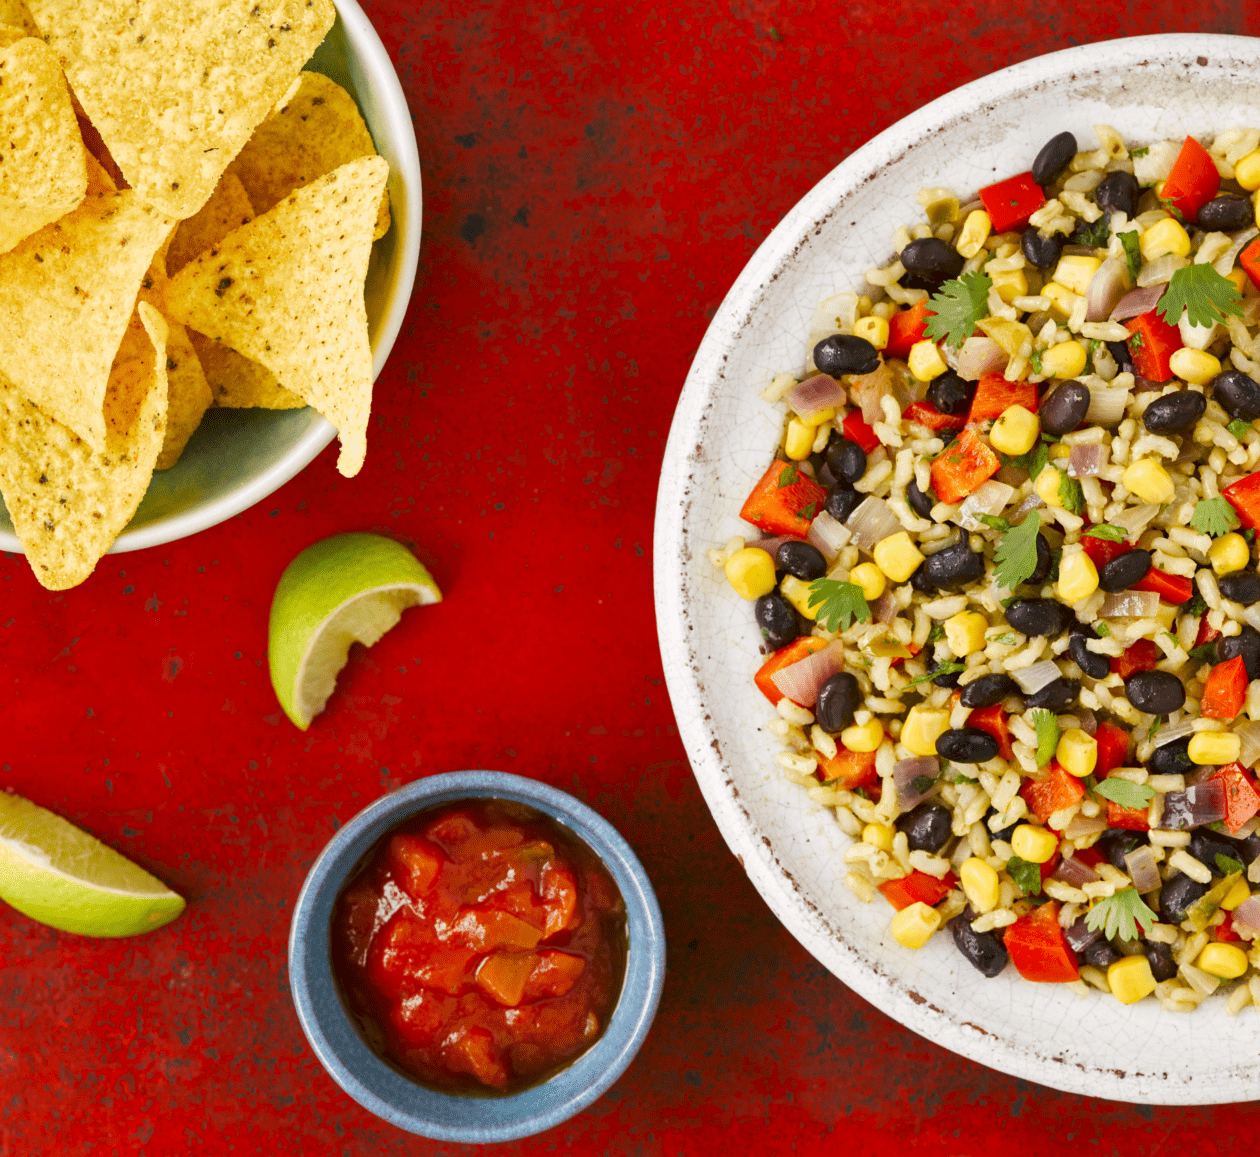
[655,34,1260,1104]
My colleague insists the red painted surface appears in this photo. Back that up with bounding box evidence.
[2,2,1258,1154]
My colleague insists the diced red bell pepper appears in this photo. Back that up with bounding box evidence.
[1104,767,1151,831]
[1081,531,1132,570]
[979,171,1046,234]
[1241,237,1260,293]
[930,428,1000,505]
[1094,721,1130,778]
[877,870,957,912]
[889,641,922,669]
[1039,852,1062,881]
[739,458,828,537]
[904,400,965,432]
[1073,846,1106,870]
[1204,763,1260,834]
[1124,309,1183,384]
[1223,470,1260,531]
[1161,135,1220,224]
[1020,761,1084,824]
[1217,911,1242,942]
[815,745,879,790]
[754,637,828,706]
[842,409,881,455]
[965,372,1039,425]
[1132,566,1194,605]
[1202,654,1250,721]
[1110,638,1163,679]
[886,300,930,361]
[968,703,1015,762]
[1195,614,1223,650]
[1003,901,1079,983]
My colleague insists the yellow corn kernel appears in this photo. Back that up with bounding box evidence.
[1227,267,1249,294]
[1107,955,1158,1005]
[890,901,942,950]
[1035,464,1066,508]
[841,717,885,754]
[919,188,961,225]
[977,315,1033,359]
[1011,824,1058,864]
[1055,727,1098,778]
[1254,188,1260,231]
[779,575,820,620]
[1209,531,1250,577]
[1041,340,1088,380]
[1140,216,1191,260]
[854,315,890,351]
[872,531,925,583]
[725,548,776,601]
[1042,281,1076,321]
[990,267,1029,304]
[1188,730,1242,765]
[955,209,992,259]
[1221,876,1252,912]
[944,610,988,658]
[1236,149,1260,191]
[848,562,886,602]
[901,705,950,756]
[1122,458,1175,504]
[1169,347,1221,387]
[863,822,895,852]
[1056,549,1099,603]
[784,418,816,461]
[908,339,948,381]
[989,404,1041,456]
[1052,254,1102,295]
[1197,941,1249,980]
[960,857,1000,915]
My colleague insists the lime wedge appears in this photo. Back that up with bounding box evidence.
[268,532,442,729]
[0,792,185,937]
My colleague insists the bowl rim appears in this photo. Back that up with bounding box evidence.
[288,771,667,1142]
[654,31,1260,1105]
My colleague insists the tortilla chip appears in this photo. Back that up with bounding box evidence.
[0,24,25,48]
[188,330,305,410]
[228,71,391,241]
[0,302,168,590]
[0,1,36,36]
[0,189,173,450]
[27,0,335,219]
[166,171,256,277]
[75,110,127,192]
[0,36,89,254]
[162,156,387,476]
[82,147,116,195]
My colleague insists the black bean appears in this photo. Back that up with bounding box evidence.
[1094,170,1140,217]
[900,237,964,283]
[1148,735,1192,775]
[1160,873,1208,924]
[959,673,1017,709]
[815,672,861,734]
[1099,829,1148,873]
[936,728,1000,763]
[1068,621,1110,679]
[1098,549,1152,593]
[1145,940,1177,983]
[1218,624,1260,680]
[926,371,975,415]
[1032,131,1077,186]
[896,801,953,853]
[985,806,1018,843]
[922,541,985,590]
[906,477,935,521]
[1124,670,1186,714]
[1020,227,1064,270]
[754,593,799,651]
[1220,571,1260,605]
[950,910,1010,978]
[824,486,864,524]
[1232,831,1260,864]
[814,334,880,377]
[1189,829,1242,875]
[1197,194,1254,232]
[929,660,963,689]
[1106,340,1134,373]
[1082,938,1122,969]
[1141,389,1207,434]
[775,540,826,581]
[1212,369,1260,422]
[1024,677,1079,711]
[824,435,867,485]
[1005,598,1074,637]
[1028,534,1053,585]
[909,564,936,594]
[1039,380,1091,434]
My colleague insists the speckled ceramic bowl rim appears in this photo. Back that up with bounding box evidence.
[655,33,1260,1105]
[288,771,666,1143]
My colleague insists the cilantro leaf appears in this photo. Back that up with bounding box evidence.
[1217,853,1246,876]
[1157,263,1245,330]
[807,579,873,633]
[1030,708,1059,768]
[1120,230,1141,281]
[1095,621,1111,638]
[1058,473,1084,515]
[777,462,799,488]
[990,632,1016,645]
[1183,591,1207,617]
[1030,348,1044,375]
[1072,214,1110,248]
[912,774,937,794]
[993,510,1042,590]
[1230,418,1251,440]
[953,771,979,784]
[799,501,819,521]
[924,271,992,351]
[1130,146,1150,158]
[979,513,1010,531]
[1007,856,1043,897]
[928,621,946,644]
[1188,642,1219,662]
[1002,440,1050,483]
[1083,524,1127,542]
[1085,888,1159,942]
[1093,777,1155,811]
[1148,714,1163,740]
[1190,496,1240,538]
[903,659,964,689]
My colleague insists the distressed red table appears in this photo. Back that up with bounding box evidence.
[4,2,1259,1153]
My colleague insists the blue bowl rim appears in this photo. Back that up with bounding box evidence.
[288,771,667,1143]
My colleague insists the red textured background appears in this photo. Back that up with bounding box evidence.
[3,3,1258,1154]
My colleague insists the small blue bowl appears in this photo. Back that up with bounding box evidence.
[288,771,666,1142]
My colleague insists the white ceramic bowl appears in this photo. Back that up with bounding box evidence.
[656,33,1260,1105]
[0,0,422,556]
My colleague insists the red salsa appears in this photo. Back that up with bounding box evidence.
[331,799,626,1093]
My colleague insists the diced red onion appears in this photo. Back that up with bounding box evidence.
[1125,845,1162,894]
[747,535,804,558]
[786,374,845,423]
[1075,709,1097,736]
[1154,717,1196,748]
[807,511,849,563]
[1159,778,1227,831]
[1109,284,1165,322]
[994,464,1028,487]
[1054,855,1100,887]
[956,335,1006,381]
[956,480,1015,532]
[845,495,901,553]
[1233,895,1260,935]
[1065,917,1103,952]
[1243,295,1260,327]
[1067,443,1107,478]
[1133,374,1164,394]
[1176,436,1206,464]
[1012,660,1061,695]
[1099,590,1159,618]
[1008,492,1044,523]
[1109,503,1159,539]
[770,640,844,707]
[851,361,892,425]
[894,756,940,810]
[872,592,898,624]
[1064,814,1107,840]
[1085,381,1129,426]
[1086,256,1129,322]
[1237,721,1260,770]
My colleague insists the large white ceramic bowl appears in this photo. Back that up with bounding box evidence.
[0,0,422,556]
[656,34,1260,1105]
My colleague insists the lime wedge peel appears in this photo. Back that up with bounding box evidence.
[268,532,442,730]
[0,791,185,938]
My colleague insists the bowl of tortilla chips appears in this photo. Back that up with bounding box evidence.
[0,0,422,590]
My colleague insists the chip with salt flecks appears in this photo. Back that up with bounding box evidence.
[0,302,168,591]
[188,331,306,410]
[0,23,26,48]
[228,71,391,241]
[0,36,89,254]
[26,0,334,220]
[0,0,36,35]
[162,156,388,477]
[0,189,173,450]
[166,171,256,277]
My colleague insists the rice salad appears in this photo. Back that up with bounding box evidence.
[711,124,1260,1011]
